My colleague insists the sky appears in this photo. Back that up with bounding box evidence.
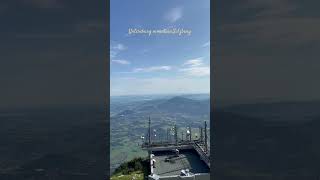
[110,0,210,96]
[214,0,320,105]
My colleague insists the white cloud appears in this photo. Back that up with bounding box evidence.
[164,7,183,23]
[180,66,210,77]
[110,50,117,58]
[180,58,210,77]
[183,58,204,67]
[111,60,130,65]
[110,42,127,61]
[203,41,210,47]
[140,49,150,55]
[111,43,127,51]
[133,66,172,73]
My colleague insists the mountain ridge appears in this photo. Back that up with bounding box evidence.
[115,96,209,117]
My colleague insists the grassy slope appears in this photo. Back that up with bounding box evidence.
[111,171,144,180]
[111,158,150,180]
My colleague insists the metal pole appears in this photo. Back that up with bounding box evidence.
[186,130,188,141]
[175,124,178,145]
[204,121,208,153]
[148,117,152,163]
[149,117,151,145]
[199,127,202,142]
[200,127,203,142]
[189,126,192,141]
[167,128,169,142]
[181,131,184,141]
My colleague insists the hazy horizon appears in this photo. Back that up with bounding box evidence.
[110,92,210,97]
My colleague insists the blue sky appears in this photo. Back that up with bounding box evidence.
[110,0,210,96]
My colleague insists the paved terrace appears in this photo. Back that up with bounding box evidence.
[152,149,209,176]
[142,140,210,167]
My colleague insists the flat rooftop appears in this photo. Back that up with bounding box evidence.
[152,149,209,176]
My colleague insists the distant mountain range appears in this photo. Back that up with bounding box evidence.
[115,96,210,118]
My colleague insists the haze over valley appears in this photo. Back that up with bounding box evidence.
[110,94,210,173]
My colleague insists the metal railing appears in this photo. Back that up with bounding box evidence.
[193,142,210,167]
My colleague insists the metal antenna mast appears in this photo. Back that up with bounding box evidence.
[181,131,184,141]
[148,117,151,145]
[189,126,192,141]
[166,128,169,142]
[174,124,178,145]
[200,127,203,142]
[204,121,208,153]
